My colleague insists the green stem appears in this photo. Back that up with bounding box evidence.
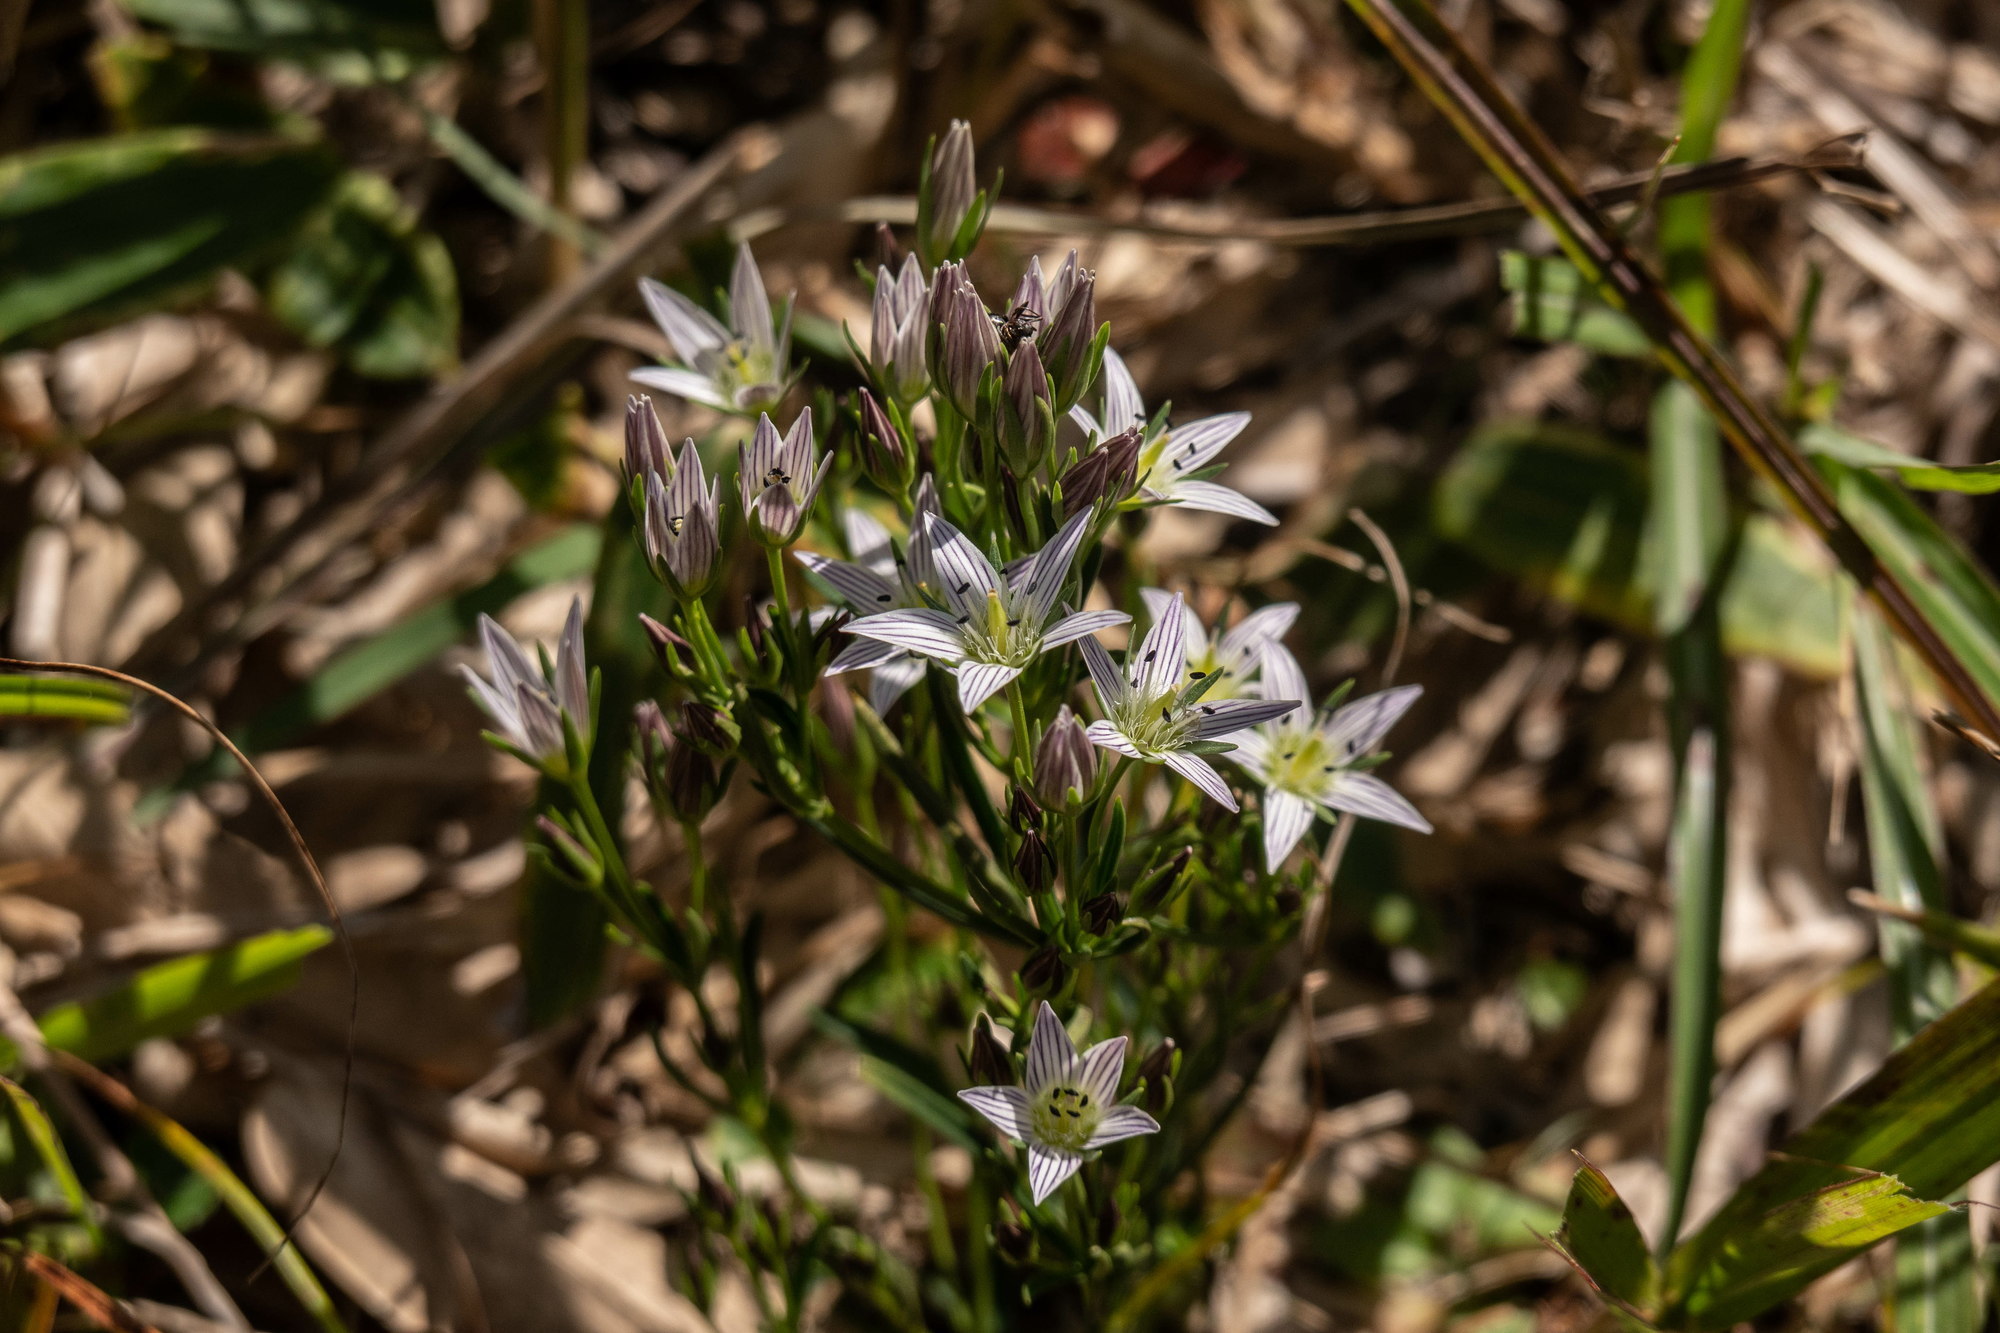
[681,817,708,918]
[1007,681,1034,779]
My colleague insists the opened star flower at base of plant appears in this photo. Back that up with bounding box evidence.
[1077,593,1298,809]
[797,493,942,713]
[1230,642,1432,870]
[1137,588,1299,701]
[958,1002,1160,1205]
[842,509,1129,711]
[461,596,593,773]
[633,242,796,415]
[1072,347,1276,524]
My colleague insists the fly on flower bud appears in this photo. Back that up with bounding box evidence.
[1034,706,1096,807]
[918,120,983,266]
[624,395,673,489]
[967,1013,1012,1088]
[996,337,1056,474]
[1059,425,1143,517]
[853,388,915,494]
[928,262,1001,419]
[1037,267,1101,413]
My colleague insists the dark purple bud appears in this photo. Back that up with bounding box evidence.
[854,389,911,491]
[994,1219,1032,1263]
[1018,942,1066,992]
[967,1013,1012,1087]
[1137,1037,1176,1113]
[1034,706,1096,806]
[1007,786,1041,832]
[1013,830,1055,895]
[928,262,1001,419]
[1273,886,1302,918]
[1060,425,1143,517]
[678,700,739,757]
[1097,1192,1122,1246]
[1082,892,1123,934]
[637,613,689,675]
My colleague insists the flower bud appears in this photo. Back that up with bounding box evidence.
[1038,267,1100,412]
[678,700,738,757]
[624,395,673,486]
[636,613,689,675]
[1034,706,1096,807]
[1082,891,1123,934]
[1007,786,1041,832]
[854,389,913,493]
[1013,829,1055,894]
[1137,1037,1177,1113]
[928,262,1001,419]
[919,120,980,265]
[994,1219,1032,1264]
[1059,426,1143,517]
[1273,886,1302,918]
[1018,942,1066,993]
[536,814,601,885]
[967,1013,1012,1087]
[1097,1193,1122,1246]
[869,255,930,403]
[996,337,1056,474]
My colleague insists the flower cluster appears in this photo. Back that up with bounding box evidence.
[457,121,1433,1241]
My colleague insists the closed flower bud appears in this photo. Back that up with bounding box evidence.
[535,814,601,885]
[928,262,1001,419]
[1034,706,1096,807]
[624,395,673,487]
[1007,786,1041,832]
[919,120,980,265]
[1013,829,1055,894]
[678,700,738,757]
[868,255,931,403]
[996,337,1056,474]
[1082,892,1123,934]
[854,389,913,492]
[1273,886,1302,918]
[636,613,689,675]
[1060,425,1143,518]
[818,669,856,752]
[1137,1037,1177,1112]
[1097,1193,1122,1246]
[1038,268,1100,412]
[967,1013,1012,1087]
[1018,942,1066,992]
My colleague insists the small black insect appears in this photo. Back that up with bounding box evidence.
[665,514,686,535]
[763,467,791,488]
[992,302,1042,352]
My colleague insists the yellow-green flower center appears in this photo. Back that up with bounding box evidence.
[1029,1082,1101,1151]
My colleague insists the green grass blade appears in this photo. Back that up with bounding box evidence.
[0,675,131,726]
[1853,604,1976,1333]
[60,1054,348,1333]
[24,926,331,1066]
[1804,425,2000,495]
[1552,1158,1660,1315]
[0,1076,104,1254]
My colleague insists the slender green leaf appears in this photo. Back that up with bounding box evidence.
[1822,460,2000,710]
[1553,1159,1659,1314]
[117,0,439,74]
[1500,252,1650,357]
[0,129,340,346]
[1803,425,2000,496]
[25,926,331,1066]
[0,676,131,727]
[0,1077,104,1253]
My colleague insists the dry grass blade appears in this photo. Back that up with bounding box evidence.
[1339,0,2000,741]
[0,657,353,1274]
[13,1251,162,1333]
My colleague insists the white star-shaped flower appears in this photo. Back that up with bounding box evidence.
[957,1002,1161,1205]
[1229,643,1432,870]
[632,242,797,415]
[797,484,944,713]
[1076,593,1298,809]
[842,509,1129,712]
[1136,589,1299,701]
[1071,347,1276,525]
[460,597,590,769]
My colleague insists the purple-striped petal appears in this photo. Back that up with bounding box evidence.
[1083,1105,1161,1151]
[1262,788,1317,872]
[1258,644,1312,725]
[1027,1145,1084,1205]
[1168,479,1277,525]
[1027,1003,1077,1097]
[1084,720,1143,759]
[1132,593,1187,697]
[1076,634,1127,709]
[826,638,903,674]
[730,242,776,354]
[1186,697,1300,741]
[1076,1037,1127,1104]
[920,513,1002,619]
[638,277,729,359]
[1321,685,1424,760]
[1015,509,1093,622]
[958,1085,1033,1142]
[845,608,967,661]
[1163,750,1237,810]
[956,662,1021,712]
[555,597,589,728]
[868,656,928,713]
[798,552,898,610]
[1041,609,1130,649]
[1216,601,1300,668]
[1160,411,1249,473]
